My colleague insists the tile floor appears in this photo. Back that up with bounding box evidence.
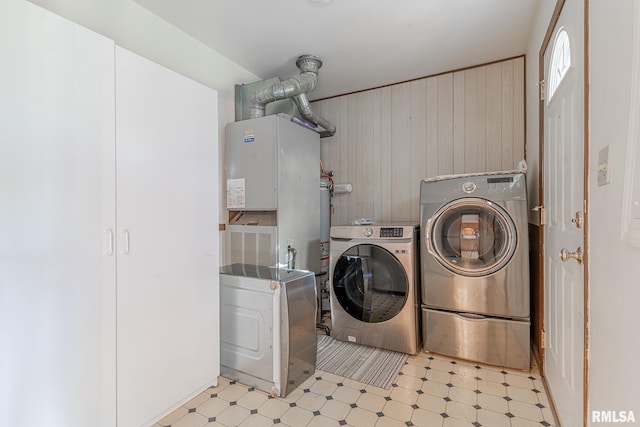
[153,348,557,427]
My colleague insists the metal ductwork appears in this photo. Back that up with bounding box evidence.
[244,54,336,138]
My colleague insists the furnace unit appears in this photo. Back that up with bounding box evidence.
[225,113,320,273]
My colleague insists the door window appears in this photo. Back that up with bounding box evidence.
[427,198,517,277]
[548,28,572,102]
[332,244,408,323]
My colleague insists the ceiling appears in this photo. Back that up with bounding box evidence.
[132,0,540,100]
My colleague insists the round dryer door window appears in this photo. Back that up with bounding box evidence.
[332,244,408,323]
[426,197,517,277]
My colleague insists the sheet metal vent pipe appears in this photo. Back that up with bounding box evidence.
[249,55,336,137]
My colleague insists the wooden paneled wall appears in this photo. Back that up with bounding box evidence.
[313,56,525,225]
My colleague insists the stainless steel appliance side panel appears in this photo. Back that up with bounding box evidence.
[422,308,531,370]
[219,273,275,388]
[275,115,321,273]
[328,228,421,355]
[420,199,530,318]
[280,272,317,396]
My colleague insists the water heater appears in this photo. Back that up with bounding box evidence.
[225,113,320,273]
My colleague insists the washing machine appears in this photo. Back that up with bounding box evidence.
[329,222,421,355]
[420,172,530,369]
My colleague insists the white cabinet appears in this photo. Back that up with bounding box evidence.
[0,2,219,426]
[115,46,220,427]
[1,2,116,426]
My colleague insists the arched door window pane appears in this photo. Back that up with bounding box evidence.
[548,28,571,101]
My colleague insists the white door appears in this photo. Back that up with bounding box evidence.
[0,1,116,426]
[115,47,220,427]
[543,1,585,425]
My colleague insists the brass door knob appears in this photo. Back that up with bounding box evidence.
[560,247,583,264]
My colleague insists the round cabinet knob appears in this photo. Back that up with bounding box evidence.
[363,227,374,237]
[462,181,476,193]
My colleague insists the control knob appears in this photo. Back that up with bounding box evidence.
[462,181,476,193]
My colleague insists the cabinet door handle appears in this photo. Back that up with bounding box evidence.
[105,229,114,256]
[121,229,130,255]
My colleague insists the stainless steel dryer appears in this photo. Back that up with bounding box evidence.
[329,223,421,355]
[420,172,530,369]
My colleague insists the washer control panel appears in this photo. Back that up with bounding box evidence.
[380,227,404,238]
[453,175,523,196]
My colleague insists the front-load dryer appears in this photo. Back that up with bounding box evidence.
[329,223,420,355]
[420,172,530,369]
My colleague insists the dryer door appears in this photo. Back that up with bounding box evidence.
[332,244,408,323]
[426,198,517,277]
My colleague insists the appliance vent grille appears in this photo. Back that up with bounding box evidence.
[228,227,277,267]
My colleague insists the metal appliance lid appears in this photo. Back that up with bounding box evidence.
[220,263,313,282]
[422,170,525,183]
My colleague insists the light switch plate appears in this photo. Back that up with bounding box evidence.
[597,145,611,186]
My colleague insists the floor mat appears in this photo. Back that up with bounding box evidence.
[316,334,408,389]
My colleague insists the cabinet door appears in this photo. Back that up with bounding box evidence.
[115,47,219,427]
[0,2,116,427]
